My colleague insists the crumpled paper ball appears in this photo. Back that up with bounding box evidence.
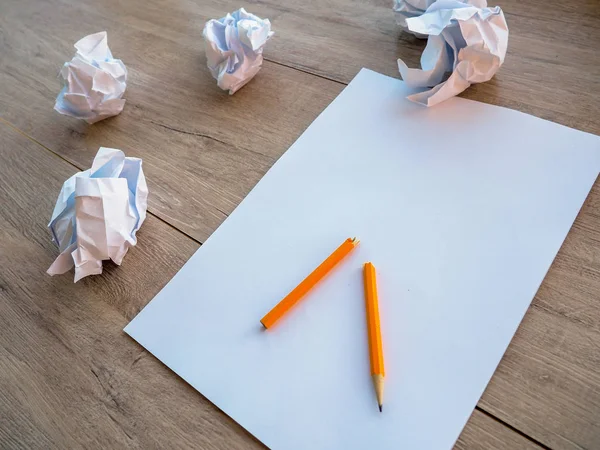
[393,0,486,37]
[47,147,148,282]
[54,31,128,124]
[397,0,508,107]
[203,8,274,95]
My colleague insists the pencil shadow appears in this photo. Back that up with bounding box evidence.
[240,322,270,340]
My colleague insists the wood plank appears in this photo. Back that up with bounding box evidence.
[456,410,541,450]
[0,120,200,321]
[475,181,600,449]
[0,0,343,242]
[0,121,261,449]
[230,0,600,134]
[481,197,600,449]
[1,0,600,448]
[0,122,533,449]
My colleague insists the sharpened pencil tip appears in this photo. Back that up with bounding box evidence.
[379,405,382,412]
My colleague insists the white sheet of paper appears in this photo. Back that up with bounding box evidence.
[125,69,600,450]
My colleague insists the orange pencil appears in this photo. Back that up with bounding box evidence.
[363,262,385,412]
[260,237,359,329]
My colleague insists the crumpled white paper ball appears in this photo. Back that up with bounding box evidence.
[393,0,487,37]
[203,8,274,95]
[397,0,508,107]
[54,31,128,124]
[47,147,148,282]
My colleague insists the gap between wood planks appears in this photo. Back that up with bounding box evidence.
[264,58,348,86]
[0,101,548,449]
[475,407,550,450]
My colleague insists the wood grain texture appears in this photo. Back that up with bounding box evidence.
[240,0,600,134]
[0,119,200,321]
[0,122,261,449]
[0,0,342,242]
[1,0,599,448]
[481,192,600,450]
[0,122,535,449]
[457,410,542,450]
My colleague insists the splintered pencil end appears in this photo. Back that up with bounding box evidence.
[379,404,382,413]
[350,237,360,246]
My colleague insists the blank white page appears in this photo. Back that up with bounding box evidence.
[125,69,600,450]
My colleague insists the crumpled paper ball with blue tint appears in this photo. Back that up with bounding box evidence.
[397,0,508,107]
[54,31,128,124]
[47,147,148,282]
[203,8,274,95]
[393,0,486,37]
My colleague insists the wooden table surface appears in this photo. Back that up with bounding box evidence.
[1,0,599,448]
